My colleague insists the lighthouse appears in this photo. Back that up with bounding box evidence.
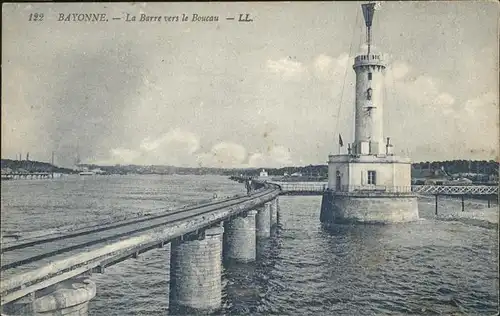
[319,2,419,224]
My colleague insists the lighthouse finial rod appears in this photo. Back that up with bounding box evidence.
[361,2,377,56]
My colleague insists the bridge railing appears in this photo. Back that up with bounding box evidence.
[330,185,415,196]
[274,183,414,193]
[337,185,413,193]
[272,182,498,196]
[273,182,327,192]
[411,185,498,195]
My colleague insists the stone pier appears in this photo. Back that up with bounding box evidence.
[169,226,224,314]
[276,198,281,222]
[320,191,419,224]
[256,203,271,238]
[223,210,258,263]
[270,198,278,229]
[1,276,96,316]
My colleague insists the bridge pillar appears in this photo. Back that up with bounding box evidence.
[169,226,223,314]
[276,197,281,222]
[1,276,96,316]
[256,203,271,238]
[223,210,258,262]
[270,198,278,229]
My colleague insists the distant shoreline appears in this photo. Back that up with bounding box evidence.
[1,159,498,181]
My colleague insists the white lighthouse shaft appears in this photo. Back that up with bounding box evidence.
[352,2,386,156]
[353,57,385,155]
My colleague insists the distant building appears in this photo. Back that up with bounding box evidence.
[257,169,271,180]
[91,168,105,174]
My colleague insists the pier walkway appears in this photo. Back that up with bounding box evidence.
[1,173,52,180]
[272,182,498,196]
[1,182,280,315]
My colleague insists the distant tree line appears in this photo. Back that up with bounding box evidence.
[79,164,249,176]
[1,159,498,177]
[0,159,75,174]
[240,160,499,178]
[257,165,329,177]
[412,160,499,175]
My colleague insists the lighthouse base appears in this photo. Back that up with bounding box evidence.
[320,191,419,224]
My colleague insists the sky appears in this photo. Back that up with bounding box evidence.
[2,2,499,168]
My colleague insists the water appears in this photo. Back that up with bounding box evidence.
[1,175,240,236]
[1,175,498,315]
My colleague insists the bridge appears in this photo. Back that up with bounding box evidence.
[272,181,498,214]
[273,182,498,196]
[0,182,281,315]
[1,173,52,180]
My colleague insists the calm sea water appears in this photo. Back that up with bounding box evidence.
[1,175,498,315]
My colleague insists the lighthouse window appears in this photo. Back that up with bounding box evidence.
[368,72,372,80]
[368,171,377,185]
[366,88,372,101]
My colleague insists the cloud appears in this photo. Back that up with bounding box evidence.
[463,91,496,116]
[312,53,349,81]
[92,128,200,166]
[459,92,498,150]
[383,65,498,161]
[109,148,141,165]
[385,63,456,119]
[196,142,247,168]
[140,129,199,154]
[434,93,455,114]
[267,53,349,83]
[266,57,306,80]
[92,128,297,169]
[93,55,495,168]
[390,73,456,112]
[248,145,293,168]
[390,61,410,80]
[313,54,333,73]
[138,129,200,166]
[411,91,498,160]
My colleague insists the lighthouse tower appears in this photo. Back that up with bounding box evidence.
[320,2,419,224]
[353,5,386,156]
